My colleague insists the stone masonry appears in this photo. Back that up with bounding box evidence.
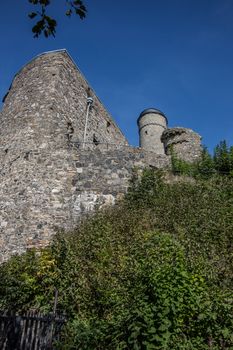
[161,127,202,163]
[0,50,201,262]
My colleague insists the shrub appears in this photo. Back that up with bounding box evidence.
[0,170,232,349]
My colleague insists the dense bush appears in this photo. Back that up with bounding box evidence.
[0,170,233,349]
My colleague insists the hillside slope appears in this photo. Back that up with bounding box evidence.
[0,170,232,349]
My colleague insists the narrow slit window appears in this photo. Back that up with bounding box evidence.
[93,134,100,146]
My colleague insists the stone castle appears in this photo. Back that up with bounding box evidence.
[0,49,202,262]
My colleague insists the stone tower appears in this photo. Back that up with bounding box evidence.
[0,49,128,262]
[161,127,202,162]
[137,108,168,154]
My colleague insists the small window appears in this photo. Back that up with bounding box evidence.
[145,130,148,135]
[93,134,100,146]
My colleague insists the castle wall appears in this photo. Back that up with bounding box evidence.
[0,50,170,263]
[0,146,76,261]
[1,50,127,151]
[161,127,202,163]
[0,50,201,263]
[70,147,170,218]
[0,145,169,263]
[0,50,128,263]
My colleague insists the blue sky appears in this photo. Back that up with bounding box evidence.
[1,0,233,151]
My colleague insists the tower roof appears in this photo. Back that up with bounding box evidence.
[137,108,168,126]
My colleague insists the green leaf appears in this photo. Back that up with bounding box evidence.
[28,12,37,19]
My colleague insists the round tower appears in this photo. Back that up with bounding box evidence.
[161,127,202,162]
[137,108,168,154]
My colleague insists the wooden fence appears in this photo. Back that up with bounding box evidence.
[0,310,66,350]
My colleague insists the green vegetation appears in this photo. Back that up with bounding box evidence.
[171,140,233,178]
[28,0,87,37]
[0,141,233,349]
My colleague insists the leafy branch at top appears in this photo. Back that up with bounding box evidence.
[28,0,87,38]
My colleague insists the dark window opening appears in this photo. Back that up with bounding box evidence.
[66,122,74,141]
[145,130,148,134]
[93,134,100,146]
